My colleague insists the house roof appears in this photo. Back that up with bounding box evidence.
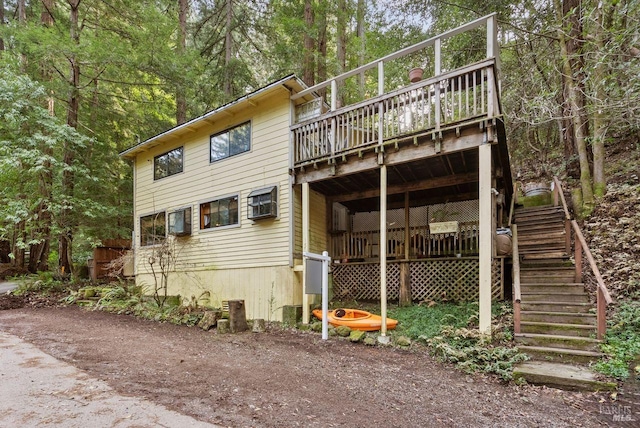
[119,75,311,159]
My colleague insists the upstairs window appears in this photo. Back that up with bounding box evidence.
[200,195,239,229]
[248,186,277,220]
[154,147,183,180]
[140,211,166,246]
[210,121,251,162]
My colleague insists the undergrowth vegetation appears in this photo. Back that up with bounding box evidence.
[331,301,528,381]
[595,301,640,380]
[392,302,528,381]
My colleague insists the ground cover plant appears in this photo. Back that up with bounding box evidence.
[595,301,640,380]
[319,300,528,381]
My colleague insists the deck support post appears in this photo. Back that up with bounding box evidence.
[380,164,388,336]
[478,143,492,336]
[302,182,311,324]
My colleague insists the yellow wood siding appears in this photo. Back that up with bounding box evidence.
[134,93,291,270]
[132,90,306,321]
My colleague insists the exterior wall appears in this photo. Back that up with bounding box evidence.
[135,265,299,322]
[132,89,300,321]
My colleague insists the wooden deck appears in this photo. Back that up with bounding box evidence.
[292,59,499,171]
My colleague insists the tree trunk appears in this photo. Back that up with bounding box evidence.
[302,0,315,87]
[59,0,82,276]
[0,0,5,52]
[591,3,612,198]
[336,0,347,107]
[176,0,188,125]
[356,0,365,98]
[223,0,233,99]
[316,0,327,99]
[555,0,594,213]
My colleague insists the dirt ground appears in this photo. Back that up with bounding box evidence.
[0,301,622,428]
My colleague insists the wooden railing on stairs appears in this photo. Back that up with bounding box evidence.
[552,177,613,340]
[507,182,522,334]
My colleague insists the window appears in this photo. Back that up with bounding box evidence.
[248,186,277,220]
[200,195,239,229]
[140,211,166,246]
[210,122,251,162]
[154,147,183,180]
[168,207,192,236]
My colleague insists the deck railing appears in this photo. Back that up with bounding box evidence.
[331,221,479,261]
[291,13,501,168]
[292,61,497,166]
[552,177,613,340]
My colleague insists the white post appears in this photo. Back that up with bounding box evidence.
[302,182,311,324]
[479,143,492,336]
[434,38,442,131]
[380,164,388,336]
[321,250,329,340]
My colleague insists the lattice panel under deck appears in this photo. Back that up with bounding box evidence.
[332,263,399,301]
[331,258,503,302]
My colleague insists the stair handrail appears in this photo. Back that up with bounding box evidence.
[507,181,517,227]
[511,223,521,334]
[552,177,571,221]
[552,176,613,339]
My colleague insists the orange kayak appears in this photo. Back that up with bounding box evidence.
[312,308,398,331]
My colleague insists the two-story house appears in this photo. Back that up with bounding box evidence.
[121,14,513,330]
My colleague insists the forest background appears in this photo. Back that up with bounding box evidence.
[0,0,638,276]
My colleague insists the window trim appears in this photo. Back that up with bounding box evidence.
[139,210,167,246]
[247,185,278,220]
[199,193,241,231]
[153,146,184,181]
[209,121,252,163]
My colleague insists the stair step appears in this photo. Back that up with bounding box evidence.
[520,259,573,268]
[521,301,594,313]
[513,361,616,391]
[515,214,565,224]
[520,321,596,337]
[522,252,569,260]
[521,284,585,294]
[521,265,574,271]
[520,311,597,325]
[521,292,590,303]
[517,345,604,364]
[515,204,563,213]
[520,276,577,283]
[515,333,601,351]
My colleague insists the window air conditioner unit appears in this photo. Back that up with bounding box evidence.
[168,207,192,236]
[248,186,277,220]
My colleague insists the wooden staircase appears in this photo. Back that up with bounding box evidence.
[513,205,604,364]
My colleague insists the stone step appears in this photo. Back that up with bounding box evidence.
[517,345,604,364]
[520,311,597,325]
[520,301,593,313]
[513,361,616,391]
[520,321,596,337]
[515,333,601,351]
[521,292,590,303]
[520,284,584,293]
